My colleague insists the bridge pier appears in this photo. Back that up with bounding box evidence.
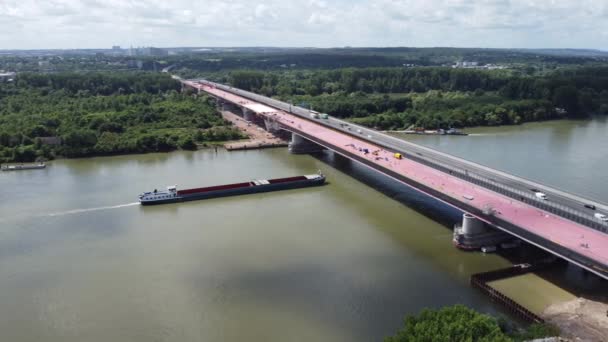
[218,101,239,113]
[242,108,255,122]
[453,213,513,251]
[263,118,281,133]
[289,133,324,154]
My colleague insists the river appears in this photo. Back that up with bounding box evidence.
[0,118,606,341]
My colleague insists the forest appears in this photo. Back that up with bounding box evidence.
[2,54,608,162]
[0,73,240,163]
[219,66,608,129]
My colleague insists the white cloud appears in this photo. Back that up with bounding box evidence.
[0,0,607,49]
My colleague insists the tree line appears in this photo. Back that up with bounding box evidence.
[223,66,608,129]
[0,73,241,163]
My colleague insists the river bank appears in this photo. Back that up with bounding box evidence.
[221,110,288,151]
[543,298,608,341]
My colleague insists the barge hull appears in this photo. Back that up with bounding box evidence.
[141,177,325,205]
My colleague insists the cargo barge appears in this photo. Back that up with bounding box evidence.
[139,172,326,205]
[1,162,46,171]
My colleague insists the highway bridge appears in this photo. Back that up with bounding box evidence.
[181,78,608,280]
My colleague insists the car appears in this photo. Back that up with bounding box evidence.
[584,204,597,210]
[530,188,540,192]
[594,213,608,221]
[535,192,548,200]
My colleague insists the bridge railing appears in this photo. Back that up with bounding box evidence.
[414,155,608,233]
[197,80,608,234]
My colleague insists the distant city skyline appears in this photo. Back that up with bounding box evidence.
[1,0,607,50]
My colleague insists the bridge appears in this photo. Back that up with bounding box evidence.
[181,78,608,280]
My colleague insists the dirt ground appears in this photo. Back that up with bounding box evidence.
[542,297,608,342]
[221,110,286,150]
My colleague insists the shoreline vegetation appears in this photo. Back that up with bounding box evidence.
[217,66,608,130]
[385,305,560,342]
[0,73,243,163]
[1,62,607,163]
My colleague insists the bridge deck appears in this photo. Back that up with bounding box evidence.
[193,82,608,275]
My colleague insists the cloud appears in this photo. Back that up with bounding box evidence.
[0,0,607,49]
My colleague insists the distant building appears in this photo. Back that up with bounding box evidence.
[452,61,506,70]
[110,45,124,56]
[0,71,16,82]
[127,60,144,69]
[141,47,169,56]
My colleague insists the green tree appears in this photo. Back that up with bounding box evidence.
[385,305,511,342]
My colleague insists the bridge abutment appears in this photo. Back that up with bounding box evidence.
[289,133,324,154]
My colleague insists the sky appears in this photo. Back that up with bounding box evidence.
[1,0,607,50]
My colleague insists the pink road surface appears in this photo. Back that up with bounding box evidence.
[190,82,608,269]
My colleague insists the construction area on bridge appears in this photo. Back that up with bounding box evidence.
[221,110,287,151]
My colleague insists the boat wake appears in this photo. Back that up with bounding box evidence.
[45,202,140,217]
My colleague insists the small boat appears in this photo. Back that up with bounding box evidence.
[481,246,497,253]
[1,162,46,171]
[139,172,326,205]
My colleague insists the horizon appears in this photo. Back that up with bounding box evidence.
[1,1,608,50]
[1,46,607,52]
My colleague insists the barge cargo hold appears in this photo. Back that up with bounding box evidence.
[139,172,326,205]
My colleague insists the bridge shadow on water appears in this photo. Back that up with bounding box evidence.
[311,150,462,229]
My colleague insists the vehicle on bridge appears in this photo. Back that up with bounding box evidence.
[535,192,548,200]
[595,213,608,222]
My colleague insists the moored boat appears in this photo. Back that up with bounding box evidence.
[1,162,46,171]
[139,172,326,205]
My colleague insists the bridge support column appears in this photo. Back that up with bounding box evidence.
[220,102,238,113]
[453,213,513,251]
[289,133,324,154]
[242,108,254,121]
[263,118,281,133]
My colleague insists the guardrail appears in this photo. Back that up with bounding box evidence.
[195,80,608,234]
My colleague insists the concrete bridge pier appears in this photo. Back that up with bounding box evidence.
[218,101,239,113]
[263,118,281,133]
[453,213,512,250]
[242,108,255,122]
[289,133,324,154]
